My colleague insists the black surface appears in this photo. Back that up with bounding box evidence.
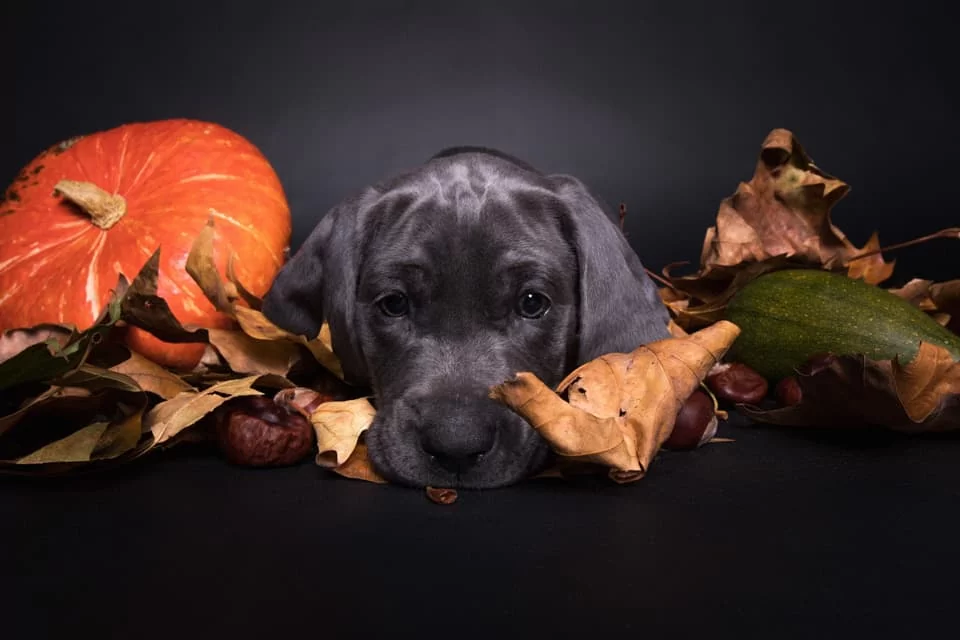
[5,414,960,637]
[5,0,959,637]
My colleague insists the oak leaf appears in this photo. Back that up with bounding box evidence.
[662,129,895,331]
[310,397,377,468]
[489,320,740,483]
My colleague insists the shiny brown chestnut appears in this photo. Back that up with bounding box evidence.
[663,389,718,450]
[215,395,316,467]
[706,362,769,405]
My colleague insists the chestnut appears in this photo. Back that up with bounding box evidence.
[706,362,769,405]
[663,389,718,450]
[775,376,803,406]
[797,352,838,376]
[215,395,316,467]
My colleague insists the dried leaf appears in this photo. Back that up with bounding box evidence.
[0,387,93,438]
[226,252,264,310]
[663,129,897,331]
[310,397,377,468]
[16,421,110,464]
[233,306,343,379]
[90,397,149,460]
[0,288,123,391]
[330,441,388,484]
[108,351,196,399]
[144,375,268,445]
[57,364,143,393]
[490,321,740,482]
[0,325,74,365]
[890,278,960,334]
[426,487,458,504]
[181,221,345,380]
[740,342,960,432]
[185,216,237,314]
[119,249,209,344]
[207,328,301,377]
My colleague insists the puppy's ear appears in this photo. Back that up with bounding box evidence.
[552,175,672,364]
[261,190,378,385]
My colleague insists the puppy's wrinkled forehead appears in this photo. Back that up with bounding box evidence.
[361,159,568,270]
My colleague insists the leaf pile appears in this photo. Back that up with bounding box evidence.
[0,216,362,476]
[490,321,741,483]
[655,128,960,432]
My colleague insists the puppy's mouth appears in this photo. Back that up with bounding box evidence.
[364,404,551,490]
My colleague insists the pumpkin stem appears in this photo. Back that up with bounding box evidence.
[53,179,127,230]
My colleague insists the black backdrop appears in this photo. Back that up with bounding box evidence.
[6,1,959,638]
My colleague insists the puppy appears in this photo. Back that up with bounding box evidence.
[262,147,671,489]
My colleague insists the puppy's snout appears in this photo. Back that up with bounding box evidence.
[416,399,498,475]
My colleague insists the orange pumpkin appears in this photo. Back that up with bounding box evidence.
[0,119,291,370]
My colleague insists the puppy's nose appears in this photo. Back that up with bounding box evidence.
[420,425,495,475]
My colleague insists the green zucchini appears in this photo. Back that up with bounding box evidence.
[722,268,960,380]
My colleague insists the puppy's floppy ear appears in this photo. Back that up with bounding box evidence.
[552,175,672,364]
[261,189,379,385]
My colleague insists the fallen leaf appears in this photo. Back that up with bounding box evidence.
[207,328,301,377]
[330,441,388,484]
[181,221,345,380]
[16,421,110,464]
[889,278,960,334]
[0,387,93,438]
[663,129,897,331]
[57,363,143,393]
[226,252,264,310]
[740,341,960,432]
[310,397,377,468]
[108,351,196,399]
[144,375,268,445]
[426,487,458,504]
[184,216,237,314]
[0,287,124,392]
[119,249,210,344]
[490,320,740,482]
[233,307,343,379]
[0,325,74,365]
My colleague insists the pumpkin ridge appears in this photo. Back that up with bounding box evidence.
[0,227,92,275]
[208,209,284,267]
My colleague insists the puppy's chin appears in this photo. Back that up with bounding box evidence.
[364,411,552,490]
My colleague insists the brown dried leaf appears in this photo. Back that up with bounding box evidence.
[740,342,960,432]
[0,386,93,438]
[144,375,268,445]
[107,351,195,399]
[426,487,458,505]
[310,397,377,468]
[207,328,301,377]
[233,306,343,379]
[663,129,896,331]
[490,321,740,482]
[185,216,237,315]
[226,252,264,310]
[182,225,344,380]
[16,421,110,464]
[120,248,210,344]
[331,441,388,484]
[889,278,960,334]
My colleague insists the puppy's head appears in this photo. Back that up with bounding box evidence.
[262,148,670,489]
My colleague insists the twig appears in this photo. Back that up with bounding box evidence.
[845,227,960,264]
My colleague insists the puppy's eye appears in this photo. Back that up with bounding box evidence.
[377,292,409,317]
[517,291,551,319]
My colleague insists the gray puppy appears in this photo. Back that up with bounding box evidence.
[261,147,671,489]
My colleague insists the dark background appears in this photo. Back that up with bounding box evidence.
[5,1,958,638]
